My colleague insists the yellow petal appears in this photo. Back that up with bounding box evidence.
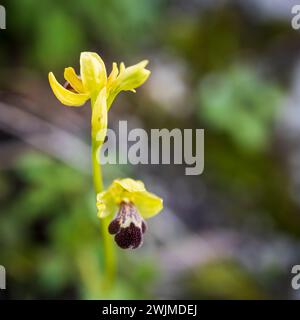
[107,60,150,108]
[119,62,126,73]
[119,60,150,91]
[80,52,107,93]
[91,87,107,145]
[64,67,85,93]
[97,190,117,218]
[48,72,89,106]
[133,191,163,219]
[107,62,119,88]
[113,178,163,219]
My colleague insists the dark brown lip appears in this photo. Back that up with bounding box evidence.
[108,202,146,249]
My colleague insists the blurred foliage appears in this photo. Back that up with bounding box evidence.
[197,65,283,152]
[164,8,241,74]
[196,64,300,236]
[2,0,163,70]
[204,134,300,236]
[185,260,266,300]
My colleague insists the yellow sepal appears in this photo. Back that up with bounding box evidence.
[80,52,107,94]
[48,72,89,106]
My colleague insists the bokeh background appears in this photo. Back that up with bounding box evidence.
[1,0,300,299]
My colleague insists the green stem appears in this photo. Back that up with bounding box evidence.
[91,101,116,291]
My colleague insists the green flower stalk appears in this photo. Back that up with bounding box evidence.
[48,52,163,289]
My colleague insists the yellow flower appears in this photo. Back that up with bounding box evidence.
[96,178,163,249]
[48,52,150,147]
[48,52,150,109]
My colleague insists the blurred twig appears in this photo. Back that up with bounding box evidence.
[0,101,90,173]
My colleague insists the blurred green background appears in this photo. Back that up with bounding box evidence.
[1,0,300,299]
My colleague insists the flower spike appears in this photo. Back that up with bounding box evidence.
[48,52,162,252]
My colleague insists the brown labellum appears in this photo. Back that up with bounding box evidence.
[108,201,147,249]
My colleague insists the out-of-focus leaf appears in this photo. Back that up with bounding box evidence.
[197,65,283,152]
[186,260,266,300]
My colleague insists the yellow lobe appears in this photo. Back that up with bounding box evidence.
[107,62,119,89]
[114,177,163,219]
[114,178,146,193]
[48,72,89,106]
[64,67,85,93]
[96,191,117,219]
[80,52,107,93]
[133,191,163,219]
[119,60,150,91]
[119,62,126,73]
